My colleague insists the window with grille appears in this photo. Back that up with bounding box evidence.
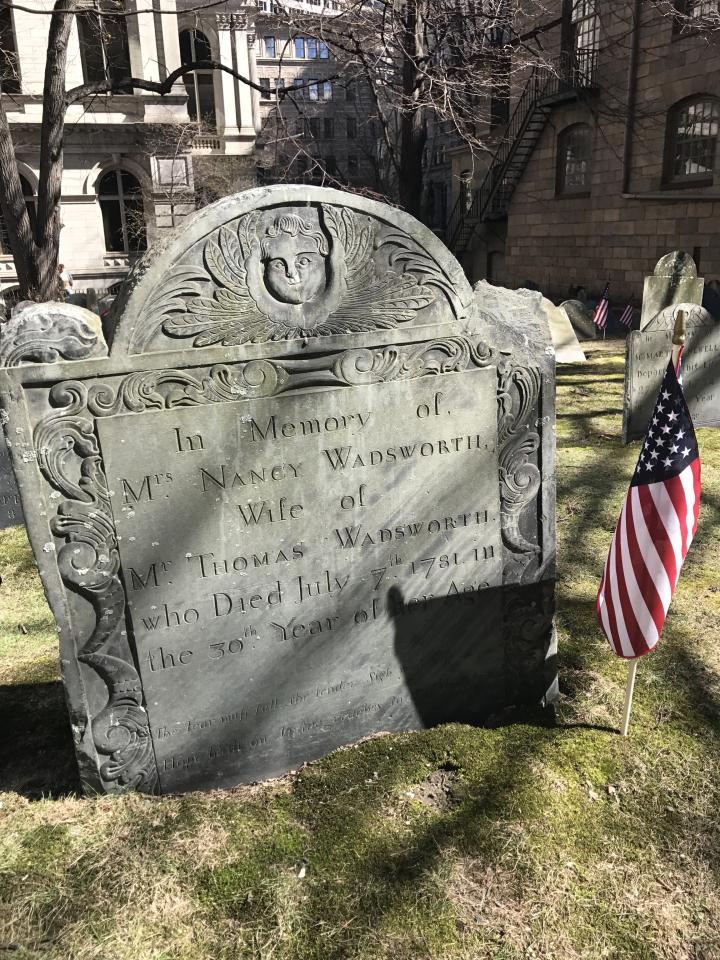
[179,30,216,128]
[77,1,131,84]
[556,123,592,195]
[664,97,719,184]
[98,169,146,254]
[568,0,600,83]
[263,36,276,58]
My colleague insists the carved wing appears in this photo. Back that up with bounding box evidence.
[165,215,271,347]
[324,207,434,331]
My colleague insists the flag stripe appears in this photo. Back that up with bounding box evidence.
[627,488,667,638]
[619,502,658,653]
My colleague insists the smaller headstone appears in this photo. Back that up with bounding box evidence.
[560,300,596,340]
[623,312,720,441]
[0,422,23,529]
[539,297,585,363]
[640,251,704,331]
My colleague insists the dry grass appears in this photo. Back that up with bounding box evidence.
[2,341,720,959]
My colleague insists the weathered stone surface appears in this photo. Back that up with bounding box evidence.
[623,315,719,441]
[560,300,596,340]
[0,421,23,529]
[640,251,704,331]
[0,302,107,367]
[475,282,584,363]
[1,186,556,794]
[643,301,714,332]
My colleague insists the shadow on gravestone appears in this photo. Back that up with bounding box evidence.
[0,424,23,529]
[0,186,557,795]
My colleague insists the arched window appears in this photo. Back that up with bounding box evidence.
[0,6,20,93]
[664,97,720,185]
[98,169,146,254]
[77,1,131,84]
[179,29,216,128]
[556,124,592,195]
[0,175,37,254]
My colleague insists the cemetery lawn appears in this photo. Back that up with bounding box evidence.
[3,341,720,960]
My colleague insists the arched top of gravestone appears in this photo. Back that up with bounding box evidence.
[108,185,473,357]
[646,301,714,330]
[654,251,697,279]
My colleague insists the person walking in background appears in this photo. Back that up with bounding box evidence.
[59,263,73,300]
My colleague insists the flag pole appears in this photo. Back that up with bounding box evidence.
[672,309,686,372]
[621,659,638,736]
[621,309,688,737]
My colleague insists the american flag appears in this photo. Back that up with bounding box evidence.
[592,283,610,330]
[618,303,634,328]
[597,358,700,658]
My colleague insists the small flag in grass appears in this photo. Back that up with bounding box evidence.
[596,357,700,659]
[592,282,610,330]
[618,303,634,328]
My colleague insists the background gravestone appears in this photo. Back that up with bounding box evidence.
[640,251,704,331]
[623,309,720,441]
[0,423,23,529]
[643,301,714,332]
[1,186,556,795]
[560,300,596,340]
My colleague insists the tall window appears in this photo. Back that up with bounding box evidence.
[179,30,216,128]
[77,1,131,84]
[665,97,719,184]
[556,123,592,195]
[263,36,276,57]
[0,6,20,93]
[0,175,36,254]
[568,0,600,83]
[98,169,146,254]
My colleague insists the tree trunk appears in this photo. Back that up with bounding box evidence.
[398,0,427,218]
[0,96,39,295]
[34,0,77,301]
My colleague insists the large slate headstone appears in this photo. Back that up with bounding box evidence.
[0,423,23,529]
[623,311,720,441]
[0,187,556,794]
[640,251,704,331]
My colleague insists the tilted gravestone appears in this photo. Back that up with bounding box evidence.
[623,305,720,441]
[560,300,596,341]
[640,251,704,331]
[0,424,23,529]
[0,187,556,794]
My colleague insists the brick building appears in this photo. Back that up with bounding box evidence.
[444,1,720,303]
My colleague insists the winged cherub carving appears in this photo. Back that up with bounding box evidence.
[164,205,435,347]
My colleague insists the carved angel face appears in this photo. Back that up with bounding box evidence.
[262,233,327,305]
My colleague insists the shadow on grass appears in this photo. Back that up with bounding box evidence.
[0,681,79,798]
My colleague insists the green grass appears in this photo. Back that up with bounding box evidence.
[2,341,720,959]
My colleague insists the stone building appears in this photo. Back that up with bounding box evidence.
[444,1,720,303]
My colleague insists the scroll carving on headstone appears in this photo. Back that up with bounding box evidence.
[1,186,556,794]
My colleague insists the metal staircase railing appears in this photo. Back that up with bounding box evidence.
[446,49,599,255]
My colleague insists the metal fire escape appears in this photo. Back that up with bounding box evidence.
[445,52,599,257]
